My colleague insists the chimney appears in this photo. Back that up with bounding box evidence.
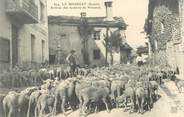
[104,0,114,21]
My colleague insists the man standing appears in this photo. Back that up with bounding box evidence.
[66,50,77,77]
[136,53,143,67]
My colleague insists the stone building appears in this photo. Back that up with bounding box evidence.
[145,0,184,78]
[48,1,129,66]
[120,43,132,64]
[0,0,49,70]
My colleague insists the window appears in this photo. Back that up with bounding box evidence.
[93,49,101,60]
[49,55,55,64]
[42,40,45,62]
[40,1,45,23]
[31,34,36,61]
[0,38,10,62]
[92,31,100,40]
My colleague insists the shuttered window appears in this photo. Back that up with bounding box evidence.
[92,31,100,40]
[0,37,10,62]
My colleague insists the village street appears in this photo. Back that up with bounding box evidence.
[54,80,184,117]
[1,0,184,117]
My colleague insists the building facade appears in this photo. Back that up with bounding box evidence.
[48,1,128,66]
[145,0,184,78]
[48,16,127,66]
[120,43,132,64]
[0,0,49,70]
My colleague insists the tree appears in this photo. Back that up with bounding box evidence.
[103,29,123,65]
[78,17,93,65]
[149,5,180,66]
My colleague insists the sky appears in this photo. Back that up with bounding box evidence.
[47,0,149,49]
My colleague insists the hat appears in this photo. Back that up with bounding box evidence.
[70,50,75,53]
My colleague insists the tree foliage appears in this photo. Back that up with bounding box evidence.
[102,29,124,65]
[78,18,93,43]
[103,29,123,51]
[150,5,180,51]
[78,18,93,65]
[109,30,123,48]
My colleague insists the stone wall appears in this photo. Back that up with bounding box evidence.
[48,24,84,65]
[0,0,11,40]
[15,0,49,67]
[18,24,49,64]
[48,23,123,66]
[0,0,12,71]
[0,0,49,70]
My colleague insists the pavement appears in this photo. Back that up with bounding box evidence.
[53,80,184,117]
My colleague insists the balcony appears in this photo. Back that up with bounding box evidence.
[6,0,38,24]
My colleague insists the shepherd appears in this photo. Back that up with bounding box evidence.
[66,50,77,77]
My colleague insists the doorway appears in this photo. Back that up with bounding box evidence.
[12,25,19,67]
[49,55,55,64]
[42,40,45,62]
[31,34,36,62]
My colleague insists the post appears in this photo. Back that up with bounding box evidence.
[105,26,109,66]
[10,26,13,70]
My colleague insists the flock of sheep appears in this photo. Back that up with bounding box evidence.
[0,65,85,88]
[2,64,179,117]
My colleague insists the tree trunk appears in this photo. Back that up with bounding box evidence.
[82,38,90,65]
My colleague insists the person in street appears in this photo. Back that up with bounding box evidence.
[66,50,77,77]
[136,53,143,67]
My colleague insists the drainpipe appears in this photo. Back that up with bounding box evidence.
[10,25,13,70]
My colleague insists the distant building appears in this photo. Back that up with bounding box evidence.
[0,0,49,70]
[120,43,132,64]
[145,0,184,78]
[137,46,148,55]
[48,1,129,66]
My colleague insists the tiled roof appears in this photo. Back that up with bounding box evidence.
[48,15,127,29]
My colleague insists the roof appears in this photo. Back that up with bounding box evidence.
[136,46,148,54]
[48,15,127,29]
